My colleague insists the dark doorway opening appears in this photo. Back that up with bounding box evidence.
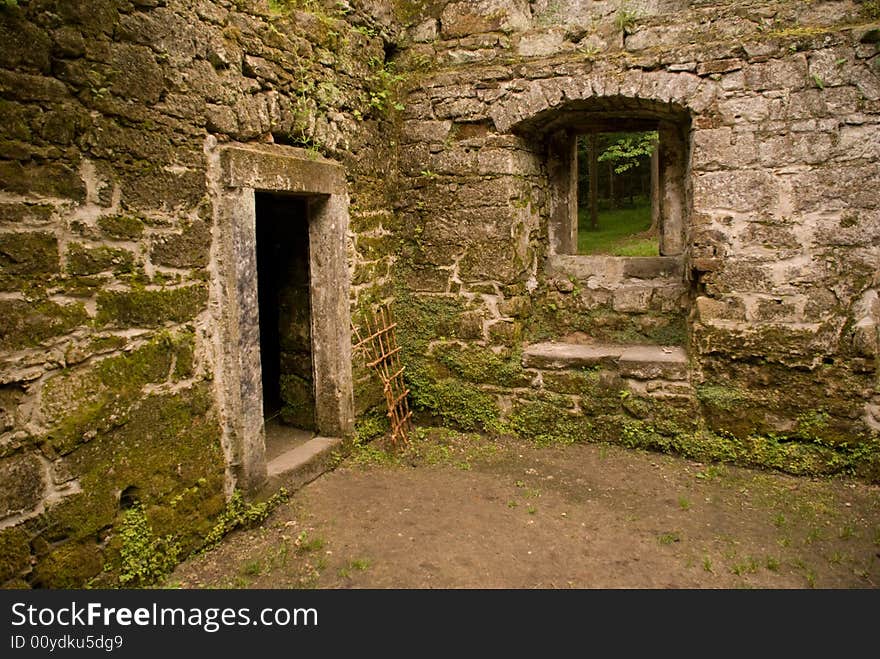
[255,192,316,433]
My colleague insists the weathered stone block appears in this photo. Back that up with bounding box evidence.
[487,319,520,345]
[0,161,86,202]
[753,297,802,323]
[97,214,145,241]
[433,96,487,121]
[120,165,205,212]
[697,58,744,76]
[693,170,779,213]
[398,263,449,292]
[0,300,88,350]
[625,24,691,52]
[702,262,775,296]
[808,48,852,88]
[0,232,59,277]
[716,94,780,124]
[150,221,211,269]
[744,55,808,91]
[439,0,531,39]
[695,295,747,322]
[0,13,52,72]
[541,370,595,396]
[612,287,653,313]
[402,120,452,143]
[499,295,531,318]
[693,321,833,367]
[0,69,70,103]
[477,148,541,175]
[0,452,44,518]
[838,124,880,161]
[422,206,515,246]
[458,311,485,339]
[791,164,880,212]
[617,346,689,381]
[692,128,757,170]
[523,343,623,370]
[515,28,572,58]
[95,285,207,327]
[739,222,800,250]
[0,527,31,583]
[66,243,135,276]
[205,103,238,135]
[409,18,438,43]
[459,240,525,283]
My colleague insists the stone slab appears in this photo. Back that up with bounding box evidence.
[264,436,343,494]
[618,345,689,380]
[221,144,346,194]
[523,342,624,369]
[523,342,688,381]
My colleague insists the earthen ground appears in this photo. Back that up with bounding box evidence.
[167,429,880,590]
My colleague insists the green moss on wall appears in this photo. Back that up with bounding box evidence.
[30,541,103,589]
[0,527,30,584]
[33,383,225,587]
[614,417,880,481]
[0,299,88,350]
[0,231,59,276]
[66,242,136,276]
[390,291,507,431]
[434,343,529,386]
[411,377,500,431]
[96,285,207,327]
[98,214,145,240]
[42,331,196,454]
[508,398,591,446]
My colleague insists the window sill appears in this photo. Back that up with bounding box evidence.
[546,254,683,283]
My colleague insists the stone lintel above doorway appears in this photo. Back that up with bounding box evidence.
[220,143,347,195]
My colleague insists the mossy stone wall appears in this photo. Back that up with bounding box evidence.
[0,0,404,587]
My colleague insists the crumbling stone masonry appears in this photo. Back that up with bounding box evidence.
[1,0,879,587]
[0,0,398,588]
[391,0,880,481]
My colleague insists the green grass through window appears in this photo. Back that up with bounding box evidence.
[577,202,658,256]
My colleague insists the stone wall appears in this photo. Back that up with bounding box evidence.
[0,0,401,587]
[1,0,879,588]
[391,0,880,475]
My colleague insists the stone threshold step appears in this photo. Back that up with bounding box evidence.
[523,342,689,380]
[264,436,343,495]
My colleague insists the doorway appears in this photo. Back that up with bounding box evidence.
[255,193,315,430]
[213,143,354,493]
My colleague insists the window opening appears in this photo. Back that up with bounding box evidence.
[576,130,659,256]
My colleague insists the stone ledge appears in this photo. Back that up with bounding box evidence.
[546,254,684,282]
[523,342,688,380]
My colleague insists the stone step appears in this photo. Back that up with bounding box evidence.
[523,342,689,381]
[264,436,343,495]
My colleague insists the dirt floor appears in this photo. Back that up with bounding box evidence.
[166,428,880,589]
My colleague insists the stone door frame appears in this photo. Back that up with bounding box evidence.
[209,142,354,492]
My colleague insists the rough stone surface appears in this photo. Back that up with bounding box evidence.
[1,0,879,587]
[0,453,44,519]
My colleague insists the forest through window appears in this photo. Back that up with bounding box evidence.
[576,130,659,256]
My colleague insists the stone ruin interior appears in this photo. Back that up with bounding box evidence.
[0,0,878,587]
